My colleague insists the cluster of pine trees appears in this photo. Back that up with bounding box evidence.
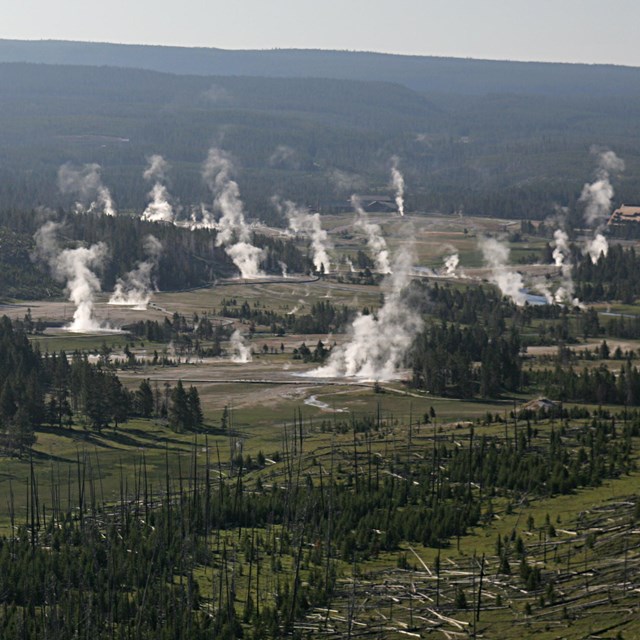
[220,299,351,336]
[127,312,229,358]
[536,360,640,405]
[411,322,522,398]
[575,245,640,303]
[0,316,205,456]
[0,316,42,455]
[167,380,204,432]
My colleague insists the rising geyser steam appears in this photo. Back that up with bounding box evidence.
[276,197,332,274]
[390,156,405,216]
[109,235,163,309]
[189,204,217,230]
[442,253,460,277]
[352,196,391,274]
[550,228,582,306]
[580,149,624,264]
[34,221,112,332]
[202,148,264,278]
[287,300,305,315]
[327,168,365,193]
[143,154,168,182]
[269,145,298,169]
[308,248,421,380]
[478,236,526,306]
[585,233,609,265]
[58,163,116,216]
[141,155,174,223]
[229,329,252,363]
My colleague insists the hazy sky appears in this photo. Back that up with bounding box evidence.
[4,0,640,66]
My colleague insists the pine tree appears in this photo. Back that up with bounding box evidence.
[187,386,204,428]
[169,380,190,432]
[135,379,154,418]
[6,405,36,457]
[0,382,17,422]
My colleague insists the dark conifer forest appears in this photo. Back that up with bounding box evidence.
[1,54,640,220]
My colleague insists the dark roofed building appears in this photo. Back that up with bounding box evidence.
[609,204,640,225]
[352,195,397,213]
[319,194,398,214]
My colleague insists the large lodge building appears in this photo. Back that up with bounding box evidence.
[609,204,640,225]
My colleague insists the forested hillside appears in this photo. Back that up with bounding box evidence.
[3,39,640,97]
[0,209,310,299]
[1,60,640,220]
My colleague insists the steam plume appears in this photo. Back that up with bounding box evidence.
[202,148,264,278]
[580,149,624,264]
[352,196,391,274]
[109,235,163,309]
[189,204,217,230]
[34,221,111,332]
[229,329,252,363]
[549,228,573,303]
[58,163,116,216]
[142,184,174,223]
[552,228,569,267]
[533,280,554,304]
[269,145,299,169]
[586,233,608,265]
[442,253,460,277]
[225,242,266,279]
[143,154,169,181]
[547,228,579,306]
[276,198,332,274]
[287,300,305,315]
[141,155,175,223]
[327,168,365,193]
[308,247,421,380]
[478,236,526,306]
[390,156,405,216]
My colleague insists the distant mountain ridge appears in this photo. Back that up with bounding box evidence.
[2,38,640,97]
[1,50,640,223]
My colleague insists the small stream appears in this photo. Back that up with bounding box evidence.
[304,395,348,412]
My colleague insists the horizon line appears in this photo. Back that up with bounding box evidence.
[1,36,639,70]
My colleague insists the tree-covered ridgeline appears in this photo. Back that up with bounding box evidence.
[3,61,640,221]
[0,227,61,299]
[0,209,312,299]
